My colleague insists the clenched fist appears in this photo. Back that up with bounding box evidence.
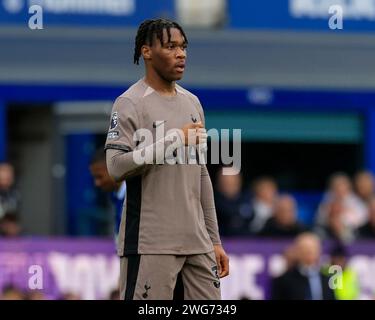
[181,122,207,146]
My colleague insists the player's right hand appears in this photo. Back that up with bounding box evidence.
[181,122,207,146]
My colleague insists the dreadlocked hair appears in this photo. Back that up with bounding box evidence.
[133,18,188,65]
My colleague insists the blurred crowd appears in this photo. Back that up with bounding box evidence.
[3,159,375,243]
[269,232,360,300]
[214,167,375,300]
[1,161,374,300]
[0,162,21,237]
[0,286,120,300]
[215,167,375,243]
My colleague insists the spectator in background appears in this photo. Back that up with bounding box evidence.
[109,288,120,300]
[271,232,335,300]
[316,173,367,232]
[0,212,22,237]
[357,197,375,239]
[315,200,354,243]
[273,243,298,278]
[353,170,375,205]
[1,284,24,300]
[322,244,359,300]
[89,149,126,242]
[25,290,47,300]
[258,195,306,238]
[282,243,297,271]
[0,163,20,218]
[59,292,81,300]
[248,177,278,234]
[214,167,250,236]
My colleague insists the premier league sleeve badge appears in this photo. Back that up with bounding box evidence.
[110,112,118,130]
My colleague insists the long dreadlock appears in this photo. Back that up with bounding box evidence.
[133,19,188,65]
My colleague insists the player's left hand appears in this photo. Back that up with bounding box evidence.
[214,244,229,278]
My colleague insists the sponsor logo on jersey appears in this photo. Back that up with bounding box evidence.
[153,120,166,128]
